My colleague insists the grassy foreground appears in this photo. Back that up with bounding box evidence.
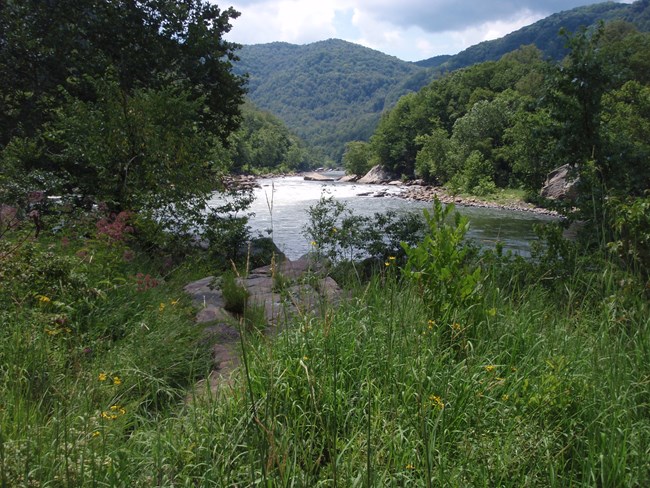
[1,215,649,486]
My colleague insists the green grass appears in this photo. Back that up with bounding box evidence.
[449,186,531,207]
[1,221,649,486]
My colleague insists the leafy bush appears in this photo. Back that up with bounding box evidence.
[606,195,650,278]
[303,195,425,264]
[401,198,483,320]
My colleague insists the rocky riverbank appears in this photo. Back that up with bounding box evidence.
[396,183,559,216]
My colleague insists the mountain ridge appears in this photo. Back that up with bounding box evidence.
[234,0,650,162]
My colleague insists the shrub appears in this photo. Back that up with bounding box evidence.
[401,198,483,320]
[220,271,249,314]
[303,195,425,264]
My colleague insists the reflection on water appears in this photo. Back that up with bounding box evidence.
[208,175,556,260]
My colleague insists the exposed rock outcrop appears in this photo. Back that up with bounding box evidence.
[304,172,336,182]
[357,165,395,184]
[540,164,580,201]
[338,174,359,182]
[184,252,342,393]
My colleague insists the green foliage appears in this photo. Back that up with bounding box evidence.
[231,2,650,166]
[0,0,246,251]
[459,150,496,196]
[606,195,650,277]
[220,271,249,314]
[370,49,547,182]
[2,200,650,486]
[231,103,318,173]
[415,126,455,182]
[46,76,223,212]
[0,0,244,145]
[401,199,482,320]
[302,195,425,264]
[234,39,426,162]
[423,0,649,72]
[342,141,372,175]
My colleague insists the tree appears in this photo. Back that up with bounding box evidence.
[0,0,245,218]
[342,141,371,176]
[415,127,456,183]
[0,0,244,145]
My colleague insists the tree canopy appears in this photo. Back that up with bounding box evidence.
[0,0,245,217]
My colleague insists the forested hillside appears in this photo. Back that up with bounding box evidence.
[420,0,650,71]
[234,39,423,162]
[237,1,650,163]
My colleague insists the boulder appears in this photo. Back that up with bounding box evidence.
[338,174,358,182]
[303,172,335,182]
[358,165,394,184]
[541,164,580,201]
[236,237,286,268]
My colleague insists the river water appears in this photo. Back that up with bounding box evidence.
[209,174,555,260]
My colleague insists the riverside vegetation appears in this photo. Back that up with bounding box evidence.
[1,0,649,485]
[1,195,649,486]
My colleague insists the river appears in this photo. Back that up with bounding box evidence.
[208,174,556,260]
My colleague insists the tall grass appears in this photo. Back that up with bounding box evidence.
[1,218,649,486]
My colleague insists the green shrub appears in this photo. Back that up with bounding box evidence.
[401,198,483,321]
[220,271,249,314]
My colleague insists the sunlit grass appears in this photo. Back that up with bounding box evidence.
[1,224,648,485]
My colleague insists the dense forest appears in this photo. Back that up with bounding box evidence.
[234,39,423,161]
[238,0,650,163]
[362,21,650,202]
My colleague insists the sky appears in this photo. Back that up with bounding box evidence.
[220,0,635,62]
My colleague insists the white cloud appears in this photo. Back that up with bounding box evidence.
[222,0,634,61]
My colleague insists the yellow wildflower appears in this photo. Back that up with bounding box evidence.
[101,411,118,420]
[484,365,496,373]
[98,372,107,382]
[429,394,445,410]
[311,241,317,247]
[37,295,51,303]
[112,376,122,386]
[405,463,416,470]
[451,322,461,331]
[158,302,166,312]
[170,299,180,306]
[427,319,435,330]
[388,256,396,261]
[92,431,101,438]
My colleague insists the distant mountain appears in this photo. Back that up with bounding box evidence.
[233,39,423,161]
[234,1,650,163]
[418,0,650,71]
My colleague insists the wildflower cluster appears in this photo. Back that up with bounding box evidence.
[100,405,126,421]
[134,273,159,291]
[98,373,122,386]
[158,298,180,312]
[429,394,445,410]
[96,211,134,242]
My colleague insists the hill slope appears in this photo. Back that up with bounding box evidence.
[419,0,650,71]
[235,1,650,163]
[233,39,424,162]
